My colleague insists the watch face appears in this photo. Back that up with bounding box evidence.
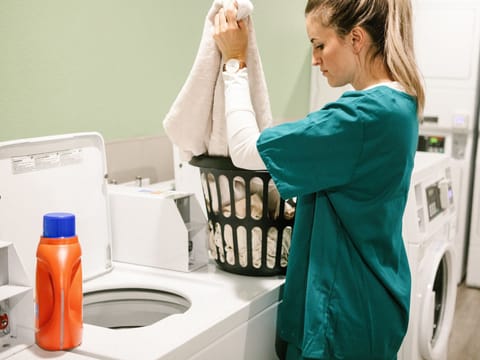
[226,59,240,73]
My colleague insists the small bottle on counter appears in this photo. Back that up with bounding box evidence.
[35,212,83,350]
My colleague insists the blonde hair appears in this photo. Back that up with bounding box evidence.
[305,0,425,117]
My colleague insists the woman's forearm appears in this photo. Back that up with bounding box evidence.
[223,68,267,170]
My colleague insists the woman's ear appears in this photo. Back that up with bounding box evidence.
[350,26,367,54]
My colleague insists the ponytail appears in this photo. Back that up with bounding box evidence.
[384,0,425,116]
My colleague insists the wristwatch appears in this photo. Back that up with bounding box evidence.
[223,58,247,73]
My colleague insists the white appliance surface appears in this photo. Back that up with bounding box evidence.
[466,132,480,287]
[9,261,283,360]
[412,0,480,284]
[0,133,113,284]
[399,152,457,360]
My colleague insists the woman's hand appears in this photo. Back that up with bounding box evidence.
[213,3,248,63]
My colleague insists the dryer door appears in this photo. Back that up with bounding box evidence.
[418,242,456,359]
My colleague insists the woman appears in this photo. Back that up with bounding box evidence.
[214,0,424,359]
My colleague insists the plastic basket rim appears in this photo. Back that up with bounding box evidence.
[189,154,269,173]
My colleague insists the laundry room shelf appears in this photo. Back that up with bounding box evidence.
[0,285,31,302]
[0,241,34,360]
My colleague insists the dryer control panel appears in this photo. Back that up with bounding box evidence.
[426,180,454,220]
[404,152,455,237]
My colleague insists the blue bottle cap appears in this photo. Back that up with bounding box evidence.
[43,212,76,238]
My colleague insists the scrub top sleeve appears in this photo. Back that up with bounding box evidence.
[256,99,364,199]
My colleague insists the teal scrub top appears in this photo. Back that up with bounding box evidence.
[256,86,418,360]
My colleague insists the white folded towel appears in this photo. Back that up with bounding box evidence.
[163,0,273,161]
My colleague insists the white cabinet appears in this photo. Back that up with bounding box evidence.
[189,301,280,360]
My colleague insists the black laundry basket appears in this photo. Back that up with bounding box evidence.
[189,155,295,276]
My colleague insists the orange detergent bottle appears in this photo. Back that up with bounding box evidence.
[35,212,83,350]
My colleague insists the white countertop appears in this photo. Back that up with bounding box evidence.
[6,261,285,360]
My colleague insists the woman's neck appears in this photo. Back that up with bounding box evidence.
[352,56,393,90]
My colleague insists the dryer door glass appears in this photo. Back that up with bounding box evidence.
[432,257,447,345]
[419,244,456,359]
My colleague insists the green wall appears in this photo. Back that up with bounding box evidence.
[0,0,311,142]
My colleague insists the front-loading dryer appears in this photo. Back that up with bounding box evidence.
[398,152,458,360]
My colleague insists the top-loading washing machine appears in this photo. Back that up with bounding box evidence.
[398,152,458,360]
[0,132,285,360]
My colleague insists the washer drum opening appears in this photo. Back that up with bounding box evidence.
[83,288,191,329]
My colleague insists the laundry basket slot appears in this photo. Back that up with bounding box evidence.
[189,155,295,276]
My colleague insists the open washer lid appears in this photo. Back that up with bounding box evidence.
[0,132,113,285]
